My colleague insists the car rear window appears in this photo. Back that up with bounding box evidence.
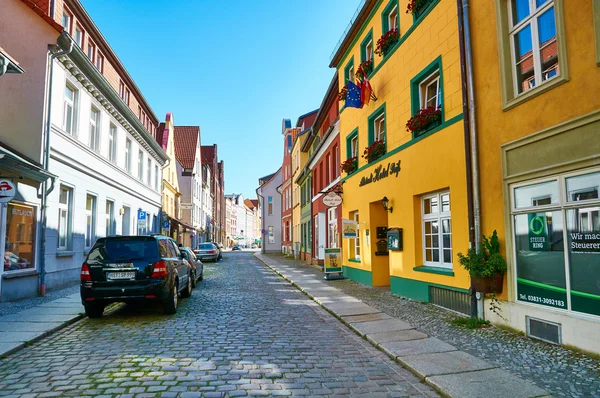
[199,243,214,250]
[87,238,158,262]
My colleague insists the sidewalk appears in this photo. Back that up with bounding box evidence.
[256,253,598,398]
[0,290,84,357]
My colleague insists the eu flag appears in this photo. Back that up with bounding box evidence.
[345,81,363,109]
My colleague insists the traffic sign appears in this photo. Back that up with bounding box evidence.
[0,180,16,204]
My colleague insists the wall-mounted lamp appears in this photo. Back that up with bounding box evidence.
[382,196,393,213]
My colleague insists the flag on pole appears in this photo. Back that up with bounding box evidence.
[361,74,376,107]
[345,80,363,109]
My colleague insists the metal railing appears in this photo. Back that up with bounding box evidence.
[329,0,368,63]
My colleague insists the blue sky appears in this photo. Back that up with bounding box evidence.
[80,0,360,199]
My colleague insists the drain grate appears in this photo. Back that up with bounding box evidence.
[429,286,470,315]
[527,316,561,344]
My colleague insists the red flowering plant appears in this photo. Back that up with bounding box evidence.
[406,0,431,15]
[406,106,442,136]
[341,157,358,174]
[362,140,386,163]
[375,29,400,57]
[355,59,374,81]
[338,84,348,102]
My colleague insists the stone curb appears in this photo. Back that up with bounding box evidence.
[254,253,549,398]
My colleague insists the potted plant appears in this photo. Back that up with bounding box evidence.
[457,230,507,293]
[375,29,400,57]
[338,84,348,102]
[340,157,358,174]
[406,0,433,17]
[406,105,442,136]
[362,140,386,163]
[355,59,373,81]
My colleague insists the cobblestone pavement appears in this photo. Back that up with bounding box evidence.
[264,254,600,398]
[0,285,79,317]
[0,252,438,398]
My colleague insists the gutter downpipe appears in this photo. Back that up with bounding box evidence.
[457,0,481,318]
[39,32,73,296]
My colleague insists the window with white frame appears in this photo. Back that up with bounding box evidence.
[63,84,77,135]
[87,40,96,63]
[268,196,273,215]
[351,135,359,158]
[328,207,338,248]
[61,11,72,33]
[105,200,114,236]
[509,0,559,94]
[422,192,452,267]
[57,185,72,250]
[388,4,399,31]
[85,194,96,248]
[74,25,83,47]
[353,211,360,260]
[89,107,100,152]
[96,53,104,73]
[155,165,159,191]
[125,138,132,173]
[366,39,373,62]
[374,113,385,143]
[108,124,117,163]
[147,158,152,186]
[420,71,441,109]
[138,150,144,180]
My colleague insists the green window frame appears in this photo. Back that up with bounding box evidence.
[411,0,438,22]
[344,58,355,84]
[360,29,374,66]
[346,128,359,159]
[382,0,400,33]
[410,56,444,137]
[594,0,600,66]
[368,103,386,147]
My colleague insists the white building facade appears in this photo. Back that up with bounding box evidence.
[257,169,283,253]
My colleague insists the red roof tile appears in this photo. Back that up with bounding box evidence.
[201,145,216,165]
[173,126,200,169]
[20,0,64,32]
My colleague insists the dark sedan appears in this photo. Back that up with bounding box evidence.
[180,247,204,286]
[194,243,220,262]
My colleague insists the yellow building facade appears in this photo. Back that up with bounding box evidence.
[292,132,310,257]
[472,0,600,353]
[158,113,182,239]
[334,0,471,308]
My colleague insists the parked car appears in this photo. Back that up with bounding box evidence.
[179,247,203,286]
[80,235,193,317]
[195,243,220,262]
[232,245,241,251]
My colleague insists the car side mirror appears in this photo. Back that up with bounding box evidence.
[180,251,188,260]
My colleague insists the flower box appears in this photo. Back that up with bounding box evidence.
[355,59,373,81]
[341,157,358,174]
[375,29,400,57]
[406,0,434,18]
[338,84,348,102]
[406,106,442,137]
[362,140,386,163]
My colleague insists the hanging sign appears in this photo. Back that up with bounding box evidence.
[324,248,342,273]
[342,218,358,238]
[359,160,401,187]
[0,180,16,204]
[322,192,343,207]
[180,203,193,210]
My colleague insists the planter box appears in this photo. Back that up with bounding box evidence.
[471,273,504,294]
[413,118,442,137]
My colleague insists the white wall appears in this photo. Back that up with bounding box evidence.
[258,170,283,252]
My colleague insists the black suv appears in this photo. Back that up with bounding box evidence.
[80,235,193,317]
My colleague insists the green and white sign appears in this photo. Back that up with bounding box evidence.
[528,213,548,251]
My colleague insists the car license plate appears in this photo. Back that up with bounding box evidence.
[107,271,136,280]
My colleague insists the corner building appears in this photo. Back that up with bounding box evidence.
[334,0,470,308]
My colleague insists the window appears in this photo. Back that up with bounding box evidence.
[105,200,114,236]
[124,88,130,106]
[509,0,559,95]
[368,104,386,148]
[138,150,144,180]
[87,40,96,63]
[155,165,159,191]
[61,10,72,33]
[57,186,72,250]
[346,129,359,159]
[4,203,36,272]
[333,145,339,178]
[89,107,100,152]
[108,124,117,163]
[119,81,125,99]
[344,58,355,83]
[420,71,441,109]
[328,207,338,249]
[287,134,292,152]
[422,192,452,268]
[74,25,83,47]
[63,84,77,135]
[326,154,331,184]
[96,53,104,73]
[268,196,273,215]
[382,0,399,33]
[125,138,132,173]
[147,159,152,186]
[361,30,374,64]
[85,194,97,248]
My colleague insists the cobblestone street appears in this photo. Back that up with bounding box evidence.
[0,252,437,398]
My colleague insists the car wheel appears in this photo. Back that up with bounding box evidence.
[199,270,204,281]
[164,281,178,315]
[84,303,105,318]
[181,273,192,298]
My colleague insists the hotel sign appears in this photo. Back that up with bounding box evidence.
[359,160,401,187]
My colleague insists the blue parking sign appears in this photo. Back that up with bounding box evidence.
[137,210,146,220]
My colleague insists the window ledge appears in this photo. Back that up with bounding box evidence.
[503,75,568,112]
[348,258,361,263]
[413,265,454,276]
[56,251,74,258]
[3,270,38,279]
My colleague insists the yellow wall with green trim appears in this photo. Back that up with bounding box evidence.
[337,0,470,291]
[291,134,309,251]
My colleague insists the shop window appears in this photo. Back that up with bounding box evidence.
[85,194,97,248]
[57,185,72,250]
[422,192,452,267]
[63,84,78,136]
[89,107,100,152]
[4,203,36,272]
[511,170,600,317]
[105,200,115,236]
[382,0,399,33]
[495,0,567,109]
[328,207,338,249]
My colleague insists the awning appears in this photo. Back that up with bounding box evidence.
[0,144,56,183]
[168,216,196,232]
